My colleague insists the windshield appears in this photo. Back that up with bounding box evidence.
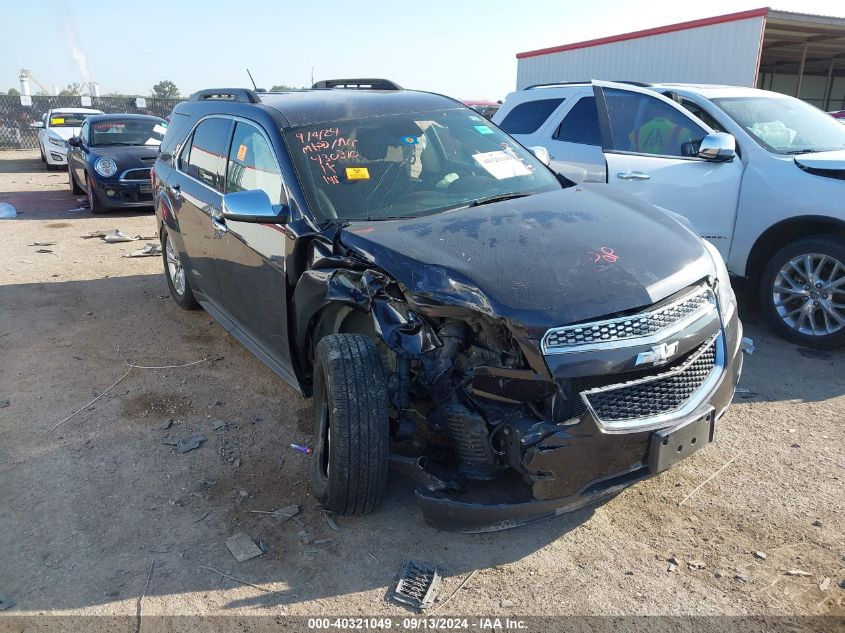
[48,113,94,128]
[284,108,561,221]
[713,96,845,154]
[90,119,167,147]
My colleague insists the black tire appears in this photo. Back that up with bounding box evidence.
[161,231,200,310]
[311,334,389,515]
[86,175,107,214]
[759,236,845,350]
[69,166,83,195]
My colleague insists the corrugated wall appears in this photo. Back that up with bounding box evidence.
[516,17,765,89]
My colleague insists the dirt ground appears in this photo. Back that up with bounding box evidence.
[0,150,843,626]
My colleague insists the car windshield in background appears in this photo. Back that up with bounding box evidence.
[49,113,91,128]
[284,108,560,222]
[713,96,845,154]
[91,119,167,147]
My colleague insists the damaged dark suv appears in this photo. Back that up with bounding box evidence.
[153,79,743,532]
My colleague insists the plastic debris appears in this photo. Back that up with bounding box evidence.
[103,230,141,243]
[753,551,767,560]
[272,505,300,524]
[29,242,55,246]
[741,337,755,355]
[819,577,831,591]
[225,532,264,563]
[0,400,9,408]
[322,510,340,531]
[124,243,162,258]
[160,419,173,430]
[392,560,441,612]
[785,569,812,577]
[175,433,207,453]
[211,420,226,431]
[0,203,17,219]
[290,443,313,455]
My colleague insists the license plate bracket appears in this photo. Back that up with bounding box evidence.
[648,408,715,474]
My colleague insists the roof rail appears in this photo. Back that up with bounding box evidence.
[524,80,654,90]
[188,88,261,103]
[311,78,402,90]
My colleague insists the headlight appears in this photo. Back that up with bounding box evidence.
[47,136,67,148]
[702,240,736,322]
[94,157,117,178]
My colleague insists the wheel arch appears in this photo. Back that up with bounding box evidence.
[746,216,845,284]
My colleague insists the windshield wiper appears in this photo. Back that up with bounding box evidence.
[467,192,531,207]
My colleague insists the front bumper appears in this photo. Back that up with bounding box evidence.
[414,312,744,533]
[44,145,68,165]
[90,177,154,209]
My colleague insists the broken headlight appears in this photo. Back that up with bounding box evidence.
[703,240,736,323]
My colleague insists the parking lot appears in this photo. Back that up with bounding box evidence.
[0,149,843,621]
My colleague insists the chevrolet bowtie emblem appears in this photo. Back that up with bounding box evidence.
[635,341,680,366]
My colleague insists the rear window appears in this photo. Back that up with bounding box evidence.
[499,98,564,135]
[554,97,602,145]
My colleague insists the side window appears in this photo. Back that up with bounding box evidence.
[604,89,707,157]
[553,97,602,145]
[79,121,89,144]
[225,122,285,205]
[680,99,726,133]
[498,98,564,135]
[183,117,232,192]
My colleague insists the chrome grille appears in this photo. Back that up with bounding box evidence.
[582,336,719,425]
[121,168,151,181]
[543,285,715,353]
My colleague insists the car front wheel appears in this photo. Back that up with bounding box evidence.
[759,237,845,349]
[311,333,389,515]
[69,166,83,195]
[86,176,107,214]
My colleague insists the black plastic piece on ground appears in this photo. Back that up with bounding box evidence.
[392,560,441,611]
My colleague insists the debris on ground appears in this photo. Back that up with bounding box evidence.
[160,419,173,430]
[500,599,514,608]
[741,337,755,354]
[391,560,441,612]
[35,249,54,254]
[311,538,334,545]
[819,577,831,591]
[688,560,706,570]
[0,399,9,408]
[784,569,812,577]
[290,443,313,455]
[753,551,767,560]
[322,510,340,531]
[812,519,823,527]
[124,243,161,258]
[211,420,226,431]
[0,593,15,610]
[0,202,17,219]
[735,387,758,399]
[29,242,56,247]
[272,505,300,523]
[174,433,207,453]
[667,563,678,573]
[103,230,141,243]
[225,532,264,563]
[81,231,109,239]
[668,555,680,566]
[194,511,210,523]
[735,574,749,583]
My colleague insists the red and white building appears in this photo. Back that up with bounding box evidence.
[516,8,845,111]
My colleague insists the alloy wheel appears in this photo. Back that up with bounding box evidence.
[165,238,186,296]
[772,252,845,336]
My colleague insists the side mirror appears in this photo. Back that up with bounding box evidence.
[221,189,289,224]
[68,136,81,147]
[529,145,551,166]
[698,132,736,162]
[30,121,44,129]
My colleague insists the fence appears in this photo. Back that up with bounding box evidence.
[0,95,182,149]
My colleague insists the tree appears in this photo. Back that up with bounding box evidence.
[7,88,20,96]
[151,80,180,99]
[270,84,302,92]
[58,82,85,96]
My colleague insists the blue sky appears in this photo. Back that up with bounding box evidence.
[2,0,844,100]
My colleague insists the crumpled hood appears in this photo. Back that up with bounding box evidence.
[340,184,713,338]
[794,149,845,171]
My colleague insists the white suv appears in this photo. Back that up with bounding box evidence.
[494,80,845,349]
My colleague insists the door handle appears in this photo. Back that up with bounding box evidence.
[171,183,182,200]
[617,171,651,181]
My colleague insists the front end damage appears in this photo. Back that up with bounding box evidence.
[293,226,743,533]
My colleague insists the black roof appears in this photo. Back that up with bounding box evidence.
[183,87,464,130]
[86,113,167,123]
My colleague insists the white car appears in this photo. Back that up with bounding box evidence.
[32,107,103,169]
[494,81,845,349]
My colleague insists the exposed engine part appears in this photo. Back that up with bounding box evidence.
[443,403,498,479]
